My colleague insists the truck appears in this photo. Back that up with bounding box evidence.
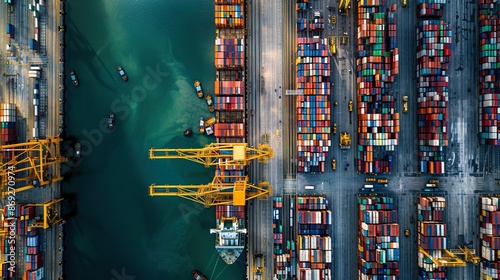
[402,95,408,113]
[333,123,337,134]
[252,254,264,279]
[402,0,407,7]
[348,100,353,112]
[340,132,351,149]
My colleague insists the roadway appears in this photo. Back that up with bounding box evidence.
[247,0,284,279]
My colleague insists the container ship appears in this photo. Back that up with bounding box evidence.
[358,196,400,279]
[416,1,451,174]
[210,205,246,265]
[194,80,204,98]
[211,0,248,266]
[356,0,399,174]
[417,196,447,279]
[478,0,500,145]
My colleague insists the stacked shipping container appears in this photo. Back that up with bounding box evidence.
[296,196,332,280]
[357,196,400,279]
[295,37,332,172]
[416,0,446,18]
[273,197,297,279]
[356,0,400,174]
[1,205,45,280]
[295,0,331,173]
[0,103,16,144]
[417,196,447,279]
[416,1,451,174]
[479,196,500,279]
[478,0,500,145]
[213,0,245,142]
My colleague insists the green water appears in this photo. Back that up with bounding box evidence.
[63,1,245,279]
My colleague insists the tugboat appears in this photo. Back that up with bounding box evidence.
[107,113,116,130]
[70,70,79,86]
[183,128,193,136]
[117,66,128,82]
[194,80,204,98]
[205,93,215,112]
[199,117,205,133]
[192,270,208,280]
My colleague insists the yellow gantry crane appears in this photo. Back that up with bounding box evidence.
[0,137,67,197]
[339,0,351,12]
[26,198,64,229]
[418,244,480,267]
[149,143,273,207]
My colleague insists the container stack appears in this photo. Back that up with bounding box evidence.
[296,14,324,31]
[213,1,246,143]
[24,229,44,273]
[215,1,244,28]
[2,204,44,279]
[215,164,245,183]
[296,196,332,280]
[357,196,400,279]
[214,38,245,69]
[356,1,400,174]
[478,0,500,145]
[273,197,286,278]
[0,103,16,144]
[295,38,331,173]
[6,23,14,39]
[417,0,446,18]
[417,196,447,279]
[416,1,451,174]
[479,196,500,279]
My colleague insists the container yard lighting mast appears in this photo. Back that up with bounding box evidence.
[148,143,273,207]
[0,137,67,197]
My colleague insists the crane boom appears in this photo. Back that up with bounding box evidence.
[150,178,271,207]
[149,143,273,167]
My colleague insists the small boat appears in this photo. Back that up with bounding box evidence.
[194,80,203,98]
[206,93,215,112]
[74,143,81,159]
[192,270,208,280]
[107,113,116,130]
[117,65,128,82]
[204,117,216,127]
[184,129,193,136]
[70,70,79,86]
[199,117,205,133]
